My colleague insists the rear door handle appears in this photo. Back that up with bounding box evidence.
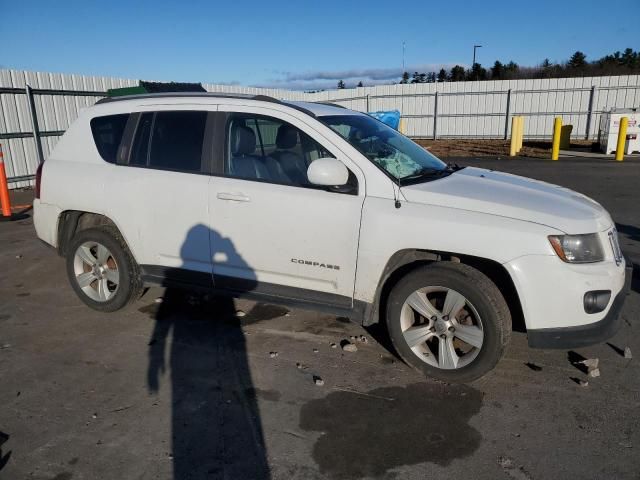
[217,192,251,202]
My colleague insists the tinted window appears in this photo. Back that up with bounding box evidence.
[130,113,153,167]
[226,114,333,187]
[90,114,129,163]
[148,111,207,172]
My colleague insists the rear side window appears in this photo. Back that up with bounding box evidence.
[149,111,207,172]
[128,111,207,172]
[90,114,129,163]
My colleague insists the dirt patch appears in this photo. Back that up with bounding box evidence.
[414,138,595,159]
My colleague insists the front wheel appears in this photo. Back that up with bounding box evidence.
[386,262,511,383]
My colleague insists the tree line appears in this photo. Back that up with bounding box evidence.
[336,48,640,88]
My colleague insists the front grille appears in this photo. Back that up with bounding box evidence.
[608,229,623,266]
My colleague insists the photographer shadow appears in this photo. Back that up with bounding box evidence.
[146,224,269,479]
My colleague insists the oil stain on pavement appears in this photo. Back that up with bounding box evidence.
[300,382,483,479]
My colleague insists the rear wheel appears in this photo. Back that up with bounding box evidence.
[386,262,511,383]
[65,227,141,312]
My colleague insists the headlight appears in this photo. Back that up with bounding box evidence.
[548,234,604,263]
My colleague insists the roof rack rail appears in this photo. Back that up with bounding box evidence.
[95,92,282,105]
[93,92,329,119]
[314,101,347,109]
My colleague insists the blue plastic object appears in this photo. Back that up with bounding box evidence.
[368,110,401,130]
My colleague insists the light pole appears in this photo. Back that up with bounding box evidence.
[472,45,482,80]
[402,41,406,73]
[473,44,482,67]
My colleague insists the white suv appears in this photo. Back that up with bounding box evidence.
[33,93,631,382]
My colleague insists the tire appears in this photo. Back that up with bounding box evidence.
[65,226,142,312]
[386,262,511,383]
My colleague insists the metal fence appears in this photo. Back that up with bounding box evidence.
[0,69,137,187]
[314,76,640,140]
[1,69,639,188]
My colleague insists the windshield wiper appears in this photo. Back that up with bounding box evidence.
[400,168,449,184]
[446,162,465,171]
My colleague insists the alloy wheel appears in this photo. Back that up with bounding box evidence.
[72,241,120,302]
[400,286,484,369]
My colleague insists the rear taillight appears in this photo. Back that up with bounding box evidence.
[35,162,44,199]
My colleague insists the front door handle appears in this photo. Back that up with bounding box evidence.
[217,192,251,202]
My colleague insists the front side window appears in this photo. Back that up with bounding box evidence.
[225,114,334,187]
[128,111,207,173]
[90,114,129,163]
[319,114,450,184]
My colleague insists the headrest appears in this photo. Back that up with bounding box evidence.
[276,125,299,150]
[231,125,256,156]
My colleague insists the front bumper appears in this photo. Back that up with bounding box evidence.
[527,259,632,349]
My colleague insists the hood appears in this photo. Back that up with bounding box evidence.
[401,167,611,234]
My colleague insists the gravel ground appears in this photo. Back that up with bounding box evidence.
[414,138,595,158]
[1,157,639,480]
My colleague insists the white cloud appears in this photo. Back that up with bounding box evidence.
[258,63,464,90]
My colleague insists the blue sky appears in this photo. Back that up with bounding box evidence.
[3,0,637,90]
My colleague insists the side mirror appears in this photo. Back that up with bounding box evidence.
[307,158,349,186]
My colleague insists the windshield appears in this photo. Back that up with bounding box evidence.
[319,114,448,182]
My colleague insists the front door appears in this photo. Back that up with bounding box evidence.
[208,108,364,307]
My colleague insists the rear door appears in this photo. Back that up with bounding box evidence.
[107,108,214,286]
[208,106,365,307]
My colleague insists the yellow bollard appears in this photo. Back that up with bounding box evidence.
[509,117,518,156]
[398,118,407,135]
[517,116,524,153]
[615,117,628,162]
[551,117,562,160]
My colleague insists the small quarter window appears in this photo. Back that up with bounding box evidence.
[90,114,129,163]
[130,113,153,167]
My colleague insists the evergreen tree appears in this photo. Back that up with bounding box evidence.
[357,81,364,87]
[491,61,505,79]
[621,48,638,68]
[539,58,556,78]
[504,61,519,78]
[337,80,346,89]
[468,63,487,80]
[449,65,465,82]
[568,51,587,69]
[388,48,640,84]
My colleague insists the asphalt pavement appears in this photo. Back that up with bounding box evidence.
[1,156,639,480]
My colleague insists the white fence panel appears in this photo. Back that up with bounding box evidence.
[1,69,639,188]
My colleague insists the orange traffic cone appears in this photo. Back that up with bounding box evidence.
[0,144,12,218]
